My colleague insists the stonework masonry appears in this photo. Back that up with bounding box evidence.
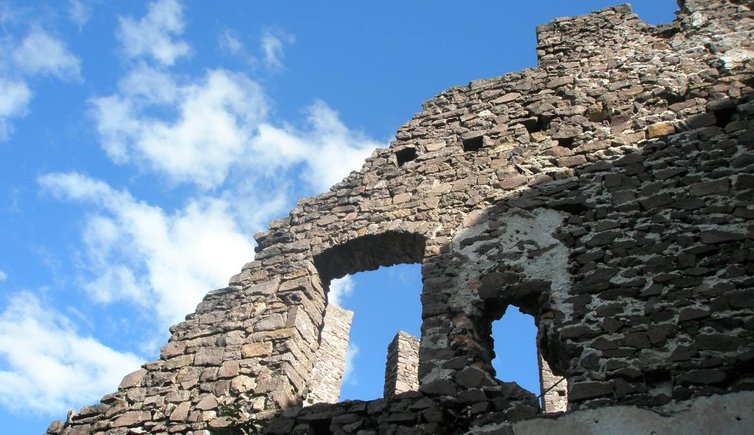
[384,331,420,399]
[47,0,753,433]
[303,304,353,406]
[538,353,567,413]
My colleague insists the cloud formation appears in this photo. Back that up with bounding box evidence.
[0,24,80,140]
[342,343,359,386]
[261,29,295,70]
[0,292,143,414]
[39,172,254,326]
[0,79,31,141]
[68,0,93,28]
[91,66,268,189]
[117,0,191,65]
[329,276,354,306]
[12,27,81,81]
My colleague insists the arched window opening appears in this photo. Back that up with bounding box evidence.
[306,233,426,405]
[334,263,423,402]
[491,306,540,395]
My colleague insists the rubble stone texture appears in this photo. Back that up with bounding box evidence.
[384,331,420,398]
[303,304,353,406]
[47,0,754,433]
[539,352,567,412]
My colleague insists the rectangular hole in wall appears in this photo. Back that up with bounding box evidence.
[396,147,418,167]
[462,136,484,152]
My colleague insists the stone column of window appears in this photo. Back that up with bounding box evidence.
[539,352,567,412]
[384,331,420,398]
[304,304,354,405]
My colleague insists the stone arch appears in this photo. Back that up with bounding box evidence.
[304,230,427,404]
[312,230,427,287]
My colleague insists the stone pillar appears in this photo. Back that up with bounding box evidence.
[539,352,567,412]
[384,331,420,398]
[304,304,354,405]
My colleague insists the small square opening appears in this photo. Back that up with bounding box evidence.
[462,136,484,152]
[556,137,575,148]
[395,147,418,167]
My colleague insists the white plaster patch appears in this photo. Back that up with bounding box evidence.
[721,48,754,69]
[449,208,571,315]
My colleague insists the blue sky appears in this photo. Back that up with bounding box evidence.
[0,1,677,432]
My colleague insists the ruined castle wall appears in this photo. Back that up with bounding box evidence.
[48,1,754,433]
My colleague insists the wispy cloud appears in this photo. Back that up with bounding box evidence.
[0,22,81,140]
[218,28,258,67]
[0,271,6,282]
[0,292,143,415]
[68,0,93,28]
[252,100,380,192]
[261,29,295,70]
[117,0,190,65]
[91,63,379,192]
[90,66,268,189]
[219,28,244,57]
[0,79,31,141]
[342,343,359,386]
[12,27,81,81]
[329,276,354,306]
[39,172,255,326]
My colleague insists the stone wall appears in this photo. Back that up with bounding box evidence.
[303,305,353,406]
[47,0,754,433]
[384,331,420,398]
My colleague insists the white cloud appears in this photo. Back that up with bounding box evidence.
[90,62,379,192]
[218,28,258,67]
[12,27,81,81]
[0,292,143,414]
[0,22,80,140]
[0,78,31,141]
[342,343,359,386]
[68,0,93,28]
[90,67,268,189]
[261,29,295,70]
[117,0,191,65]
[39,172,255,326]
[329,276,354,306]
[219,29,244,56]
[252,100,380,192]
[0,271,6,282]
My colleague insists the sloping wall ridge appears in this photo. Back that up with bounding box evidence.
[47,1,754,434]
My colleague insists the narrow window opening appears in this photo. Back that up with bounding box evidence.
[491,306,540,398]
[491,305,567,412]
[395,147,418,166]
[462,135,484,152]
[329,263,422,402]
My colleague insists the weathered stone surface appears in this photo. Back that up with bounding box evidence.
[113,411,151,427]
[648,121,676,138]
[241,341,272,358]
[118,369,146,389]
